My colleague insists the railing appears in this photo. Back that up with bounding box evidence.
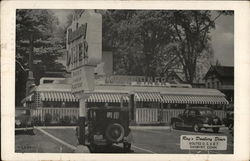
[135,108,159,124]
[31,107,227,125]
[136,108,227,125]
[31,107,79,122]
[162,109,184,123]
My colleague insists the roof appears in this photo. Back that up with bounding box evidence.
[34,82,225,97]
[187,107,213,110]
[204,66,234,79]
[94,85,225,96]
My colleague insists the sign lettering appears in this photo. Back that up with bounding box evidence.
[104,75,169,86]
[180,135,227,150]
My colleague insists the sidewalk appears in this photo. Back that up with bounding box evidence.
[36,125,171,130]
[36,125,227,130]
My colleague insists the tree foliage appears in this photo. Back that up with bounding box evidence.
[16,9,65,105]
[102,10,232,83]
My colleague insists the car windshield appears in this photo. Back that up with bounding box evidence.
[199,109,214,115]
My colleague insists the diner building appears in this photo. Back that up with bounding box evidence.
[23,75,229,125]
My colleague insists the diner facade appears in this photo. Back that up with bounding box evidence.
[23,76,229,125]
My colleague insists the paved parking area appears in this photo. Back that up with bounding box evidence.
[15,126,233,153]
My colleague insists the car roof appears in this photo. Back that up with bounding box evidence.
[187,107,213,110]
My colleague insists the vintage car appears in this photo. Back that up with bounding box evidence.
[171,107,222,133]
[223,110,234,130]
[15,108,35,134]
[76,106,132,152]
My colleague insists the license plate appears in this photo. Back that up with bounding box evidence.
[94,135,103,140]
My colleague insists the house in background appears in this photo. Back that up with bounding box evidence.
[204,66,234,105]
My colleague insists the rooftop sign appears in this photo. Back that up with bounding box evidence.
[66,10,102,94]
[66,10,102,71]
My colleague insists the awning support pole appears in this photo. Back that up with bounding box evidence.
[79,95,89,145]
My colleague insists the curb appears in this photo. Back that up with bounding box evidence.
[36,125,228,130]
[130,126,171,130]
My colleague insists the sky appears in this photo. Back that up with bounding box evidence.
[53,10,234,67]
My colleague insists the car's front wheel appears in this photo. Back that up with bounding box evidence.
[123,142,131,152]
[193,123,200,132]
[172,121,177,129]
[212,127,220,133]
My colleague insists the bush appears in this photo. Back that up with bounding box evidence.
[60,116,71,125]
[32,116,42,126]
[44,113,52,125]
[71,116,78,124]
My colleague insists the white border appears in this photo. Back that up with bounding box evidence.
[1,1,250,161]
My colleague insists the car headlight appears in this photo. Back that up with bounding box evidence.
[203,117,209,123]
[15,120,21,126]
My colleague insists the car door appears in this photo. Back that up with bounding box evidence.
[185,109,196,127]
[179,109,189,127]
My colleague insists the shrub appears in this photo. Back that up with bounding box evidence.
[44,113,52,125]
[60,116,71,125]
[71,116,78,124]
[32,116,42,126]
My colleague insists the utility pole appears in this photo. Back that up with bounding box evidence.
[26,34,35,96]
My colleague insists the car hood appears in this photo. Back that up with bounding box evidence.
[15,115,31,123]
[201,114,220,119]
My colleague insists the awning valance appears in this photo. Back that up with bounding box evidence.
[40,91,78,102]
[21,94,34,103]
[162,95,229,105]
[87,93,129,103]
[135,92,162,102]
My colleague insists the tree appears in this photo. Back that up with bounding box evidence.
[169,10,232,83]
[103,10,178,77]
[16,9,64,105]
[103,10,233,83]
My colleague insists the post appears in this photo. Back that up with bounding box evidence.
[66,10,102,148]
[78,97,87,145]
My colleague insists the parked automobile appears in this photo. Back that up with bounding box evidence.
[76,106,132,152]
[171,107,223,133]
[223,110,234,130]
[15,108,35,134]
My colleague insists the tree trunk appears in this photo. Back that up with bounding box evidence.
[29,34,34,71]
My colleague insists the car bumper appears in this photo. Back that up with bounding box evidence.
[15,127,34,131]
[201,124,223,128]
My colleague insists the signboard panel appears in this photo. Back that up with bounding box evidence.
[180,135,227,150]
[66,10,102,94]
[71,66,95,94]
[66,10,102,71]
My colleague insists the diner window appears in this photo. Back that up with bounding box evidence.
[79,43,83,61]
[188,110,196,116]
[217,81,220,88]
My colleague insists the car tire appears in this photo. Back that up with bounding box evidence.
[228,123,233,130]
[172,122,177,130]
[213,127,220,133]
[89,143,99,153]
[105,123,125,143]
[193,123,200,132]
[123,142,131,152]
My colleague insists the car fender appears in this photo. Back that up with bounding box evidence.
[171,117,183,124]
[124,130,133,143]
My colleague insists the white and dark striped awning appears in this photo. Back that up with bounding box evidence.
[135,92,162,102]
[162,95,229,105]
[40,91,78,102]
[87,93,129,103]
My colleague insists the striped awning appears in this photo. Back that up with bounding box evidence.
[135,92,162,102]
[87,93,129,103]
[21,93,34,103]
[40,91,78,102]
[162,95,229,105]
